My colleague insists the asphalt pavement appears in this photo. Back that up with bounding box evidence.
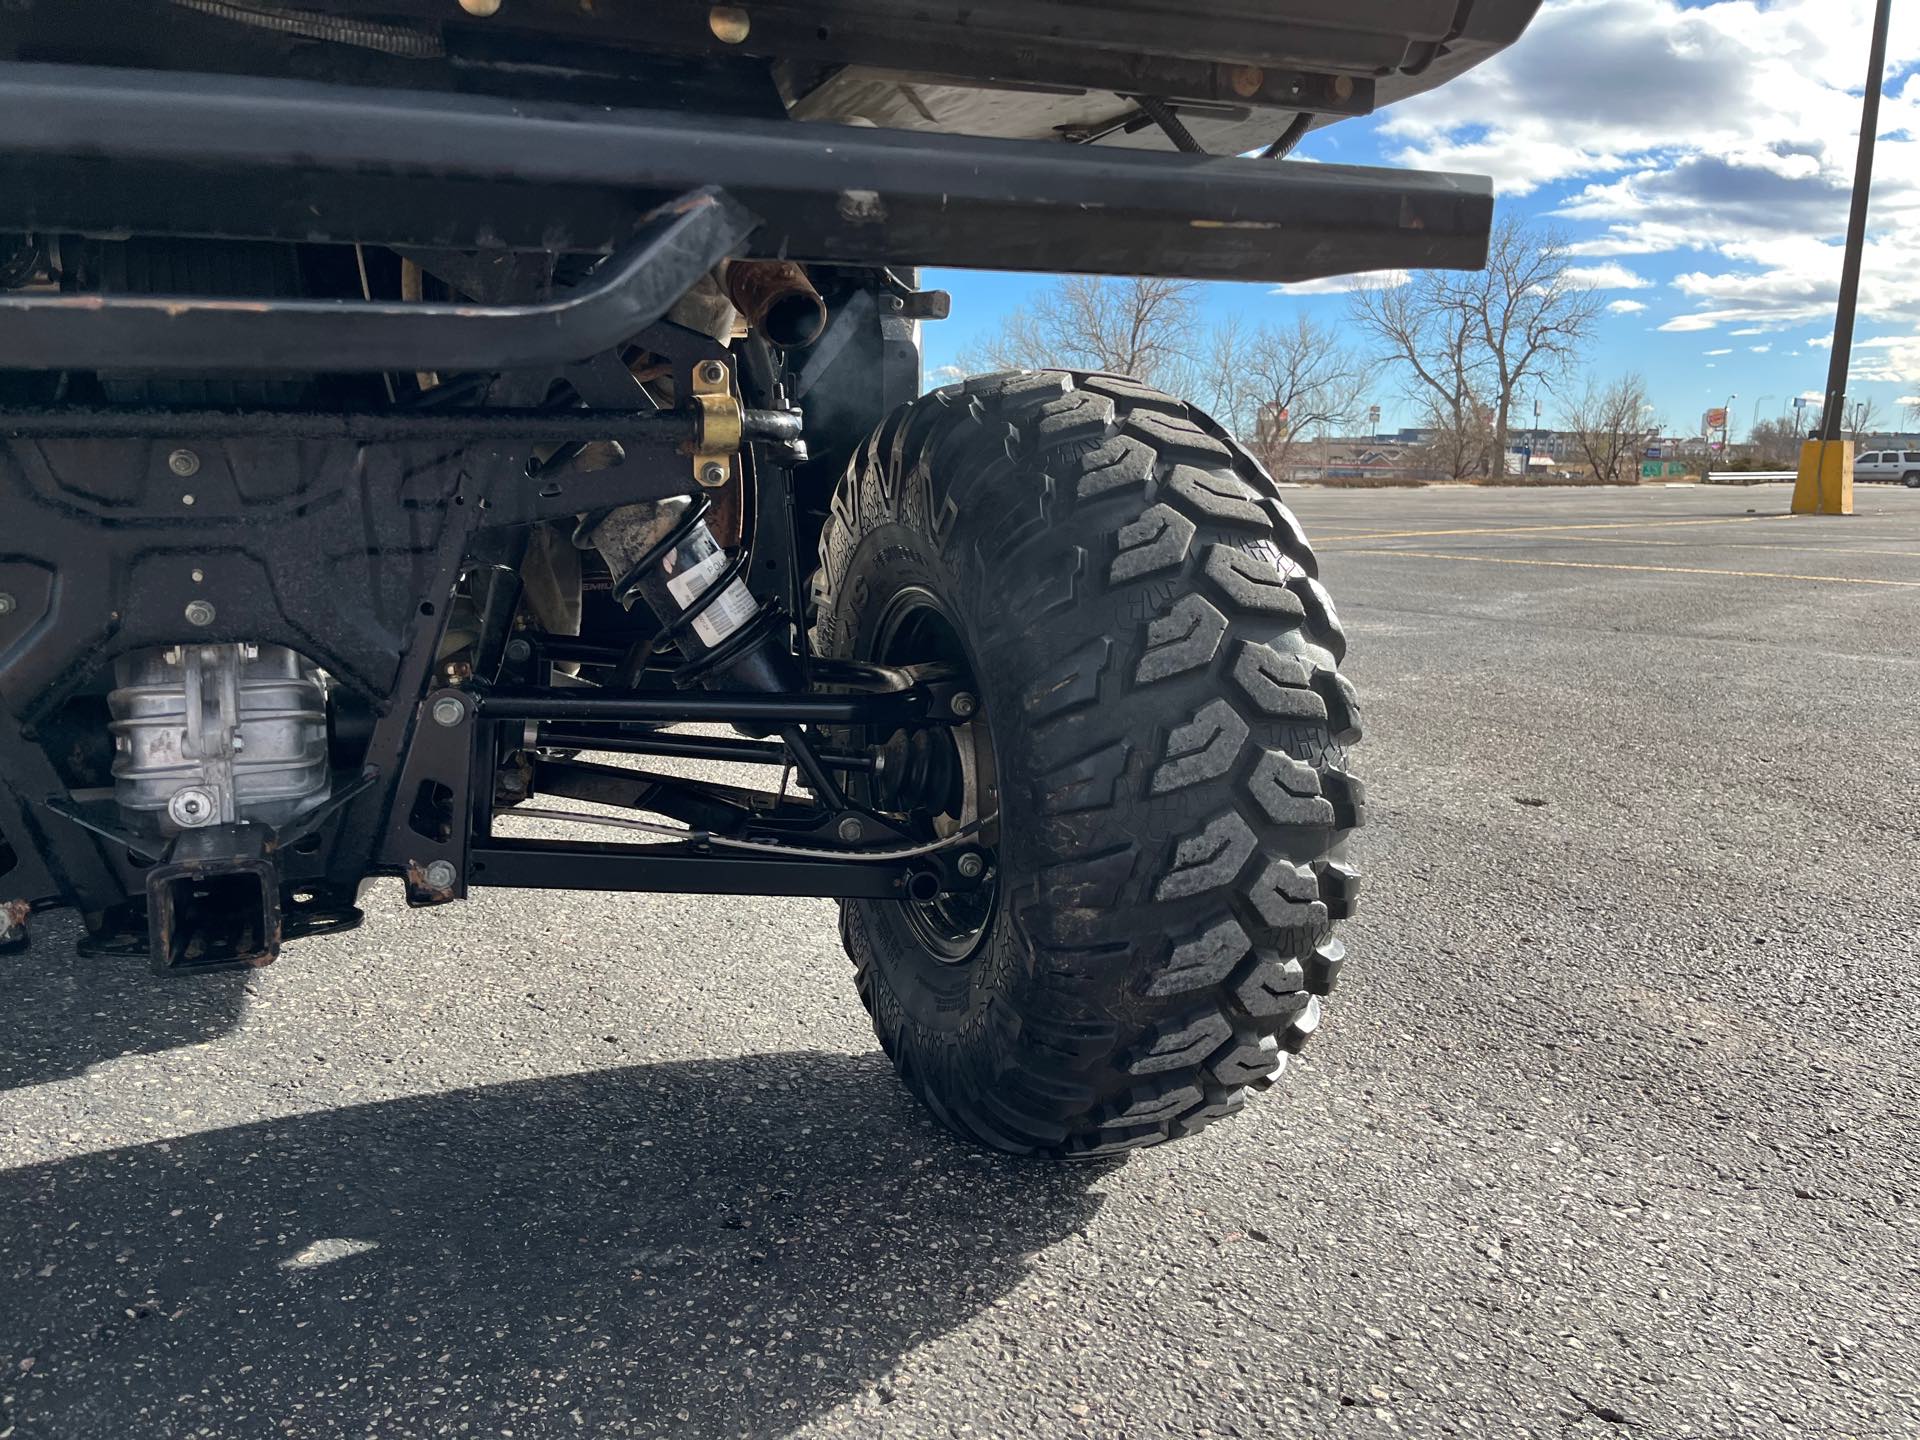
[3,482,1917,1439]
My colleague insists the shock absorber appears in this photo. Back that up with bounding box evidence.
[579,490,800,695]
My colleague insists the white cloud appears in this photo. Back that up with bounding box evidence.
[1852,333,1920,382]
[1567,223,1705,257]
[1750,344,1772,353]
[1269,269,1409,296]
[1564,263,1653,290]
[1705,348,1733,356]
[1380,0,1920,196]
[1371,0,1920,352]
[1608,299,1648,314]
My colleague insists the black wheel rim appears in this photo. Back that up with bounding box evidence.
[870,587,999,963]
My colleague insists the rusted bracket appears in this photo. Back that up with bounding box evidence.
[688,356,742,488]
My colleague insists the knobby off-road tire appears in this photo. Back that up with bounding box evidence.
[812,371,1363,1156]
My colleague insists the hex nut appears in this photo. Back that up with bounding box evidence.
[167,448,201,478]
[699,460,730,487]
[0,593,14,616]
[422,859,459,890]
[431,696,467,727]
[836,815,865,843]
[183,599,216,627]
[956,852,986,879]
[504,637,532,663]
[950,692,977,717]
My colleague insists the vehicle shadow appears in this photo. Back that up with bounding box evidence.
[0,1050,1110,1438]
[0,909,251,1092]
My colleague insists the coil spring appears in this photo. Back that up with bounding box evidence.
[606,493,781,688]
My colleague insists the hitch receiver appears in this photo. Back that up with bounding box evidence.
[147,823,283,975]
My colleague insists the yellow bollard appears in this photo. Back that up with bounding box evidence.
[1792,440,1854,515]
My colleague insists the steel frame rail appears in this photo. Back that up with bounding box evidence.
[0,60,1496,286]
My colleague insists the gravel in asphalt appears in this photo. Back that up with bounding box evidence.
[3,482,1916,1439]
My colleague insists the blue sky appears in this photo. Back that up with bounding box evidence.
[921,0,1920,440]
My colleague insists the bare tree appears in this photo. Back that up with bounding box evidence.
[1200,313,1373,478]
[1843,394,1879,440]
[1409,394,1495,482]
[1747,414,1805,467]
[1459,217,1603,474]
[962,276,1202,390]
[1905,395,1920,432]
[1565,374,1657,484]
[1349,273,1489,479]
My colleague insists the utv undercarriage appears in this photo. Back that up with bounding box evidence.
[0,0,1536,1154]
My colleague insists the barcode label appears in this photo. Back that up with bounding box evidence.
[666,548,758,647]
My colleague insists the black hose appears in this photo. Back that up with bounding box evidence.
[169,0,444,57]
[1130,96,1204,154]
[1261,113,1314,160]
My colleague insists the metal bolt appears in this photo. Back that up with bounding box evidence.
[422,859,459,890]
[883,294,906,313]
[0,593,14,616]
[167,787,216,828]
[504,637,532,663]
[183,599,216,627]
[836,815,865,843]
[956,852,985,879]
[431,696,466,727]
[500,772,526,794]
[950,692,977,718]
[699,360,728,385]
[167,448,200,478]
[699,460,729,487]
[708,4,750,42]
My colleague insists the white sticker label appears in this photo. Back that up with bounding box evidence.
[665,549,759,648]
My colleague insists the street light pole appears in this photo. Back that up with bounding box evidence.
[1796,0,1891,515]
[1817,0,1892,446]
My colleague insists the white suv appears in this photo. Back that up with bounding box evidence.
[1855,448,1920,486]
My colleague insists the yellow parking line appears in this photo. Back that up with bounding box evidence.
[1317,515,1793,544]
[1335,548,1920,589]
[1508,535,1920,559]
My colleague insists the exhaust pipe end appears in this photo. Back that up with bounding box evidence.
[726,260,828,349]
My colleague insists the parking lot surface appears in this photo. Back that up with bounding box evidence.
[4,483,1917,1438]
